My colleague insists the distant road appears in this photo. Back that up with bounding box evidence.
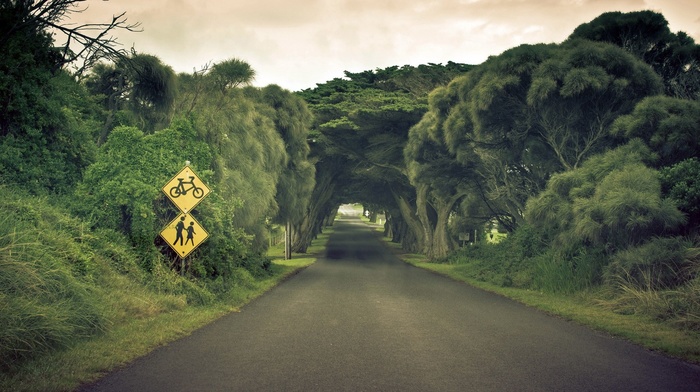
[80,216,700,391]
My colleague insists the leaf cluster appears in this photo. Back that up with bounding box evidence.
[569,10,700,100]
[525,140,685,254]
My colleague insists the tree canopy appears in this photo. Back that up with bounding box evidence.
[569,10,700,100]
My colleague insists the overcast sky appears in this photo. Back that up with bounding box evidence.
[68,0,700,91]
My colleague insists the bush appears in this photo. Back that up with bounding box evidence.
[532,248,607,294]
[660,158,700,230]
[74,121,213,257]
[526,141,686,253]
[605,237,698,290]
[440,225,548,288]
[148,260,216,306]
[0,188,106,369]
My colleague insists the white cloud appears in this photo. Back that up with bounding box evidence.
[67,0,700,91]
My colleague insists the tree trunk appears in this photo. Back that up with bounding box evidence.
[284,220,292,260]
[293,167,336,253]
[414,184,434,256]
[393,190,424,253]
[429,195,460,259]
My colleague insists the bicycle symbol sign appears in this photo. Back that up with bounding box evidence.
[162,166,210,213]
[169,176,205,199]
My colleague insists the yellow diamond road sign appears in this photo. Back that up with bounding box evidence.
[160,213,209,258]
[163,166,210,213]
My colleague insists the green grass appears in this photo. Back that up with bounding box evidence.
[0,223,331,392]
[368,225,700,365]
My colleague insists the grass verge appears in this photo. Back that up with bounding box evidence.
[0,229,331,392]
[367,222,700,365]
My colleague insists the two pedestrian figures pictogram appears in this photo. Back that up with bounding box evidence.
[162,213,208,258]
[160,165,210,259]
[173,216,197,246]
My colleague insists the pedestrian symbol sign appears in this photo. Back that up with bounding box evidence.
[160,213,209,258]
[162,166,210,213]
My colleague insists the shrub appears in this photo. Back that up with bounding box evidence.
[439,224,548,288]
[527,141,686,254]
[660,158,700,230]
[0,188,106,369]
[532,248,607,294]
[605,236,698,290]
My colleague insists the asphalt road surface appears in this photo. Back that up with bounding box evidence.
[80,215,700,391]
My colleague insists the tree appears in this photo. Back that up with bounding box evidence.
[525,140,685,255]
[405,119,460,258]
[299,64,471,253]
[0,0,140,77]
[174,78,286,253]
[85,52,178,142]
[440,40,662,229]
[0,2,103,194]
[210,58,256,93]
[247,85,316,255]
[312,87,427,251]
[404,88,481,258]
[569,10,700,100]
[611,95,700,167]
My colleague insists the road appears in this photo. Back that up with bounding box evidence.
[80,215,700,391]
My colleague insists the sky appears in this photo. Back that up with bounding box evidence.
[66,0,700,91]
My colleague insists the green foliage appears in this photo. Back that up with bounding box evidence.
[299,64,460,253]
[0,68,99,194]
[209,58,256,92]
[526,141,685,253]
[85,53,178,137]
[75,120,212,257]
[605,237,698,290]
[440,224,548,289]
[247,85,316,225]
[569,10,700,100]
[571,163,684,249]
[606,279,700,330]
[0,187,106,369]
[123,54,178,131]
[611,96,700,167]
[531,248,607,294]
[0,184,250,372]
[660,158,700,229]
[516,140,689,297]
[602,237,700,329]
[437,39,662,234]
[176,74,285,230]
[298,62,471,103]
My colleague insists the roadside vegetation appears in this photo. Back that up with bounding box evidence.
[1,2,326,390]
[364,221,700,365]
[303,10,699,365]
[0,185,330,391]
[1,2,699,389]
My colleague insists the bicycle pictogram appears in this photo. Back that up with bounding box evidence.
[169,176,205,199]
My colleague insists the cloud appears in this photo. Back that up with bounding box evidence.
[67,0,699,91]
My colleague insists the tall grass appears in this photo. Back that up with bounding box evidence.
[603,270,700,330]
[531,249,607,294]
[0,187,209,371]
[595,236,700,329]
[0,196,106,370]
[1,184,333,390]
